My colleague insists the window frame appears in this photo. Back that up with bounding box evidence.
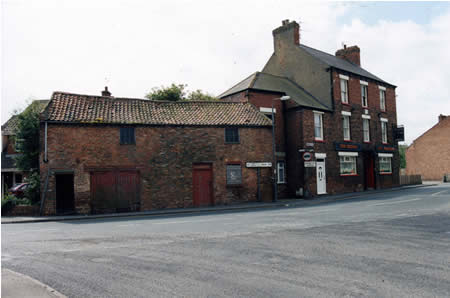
[225,127,240,144]
[342,115,351,141]
[339,155,357,176]
[314,111,324,141]
[120,127,136,145]
[379,156,392,174]
[361,83,368,107]
[340,75,349,104]
[363,118,370,142]
[226,164,242,185]
[277,161,286,184]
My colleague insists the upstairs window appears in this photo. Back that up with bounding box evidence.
[361,82,368,107]
[340,75,349,104]
[225,127,239,144]
[120,127,135,145]
[342,115,351,141]
[363,118,370,142]
[314,111,324,141]
[381,119,388,144]
[379,86,386,111]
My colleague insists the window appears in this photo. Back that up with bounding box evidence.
[343,115,351,141]
[314,112,323,141]
[340,78,349,104]
[226,164,242,185]
[363,119,370,142]
[340,156,357,175]
[361,84,368,107]
[225,127,239,143]
[380,88,386,111]
[277,161,286,184]
[381,120,388,143]
[120,127,135,145]
[379,157,392,174]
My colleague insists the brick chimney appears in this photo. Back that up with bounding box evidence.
[273,19,300,51]
[438,114,448,122]
[102,86,111,97]
[335,45,361,66]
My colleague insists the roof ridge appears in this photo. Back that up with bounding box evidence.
[217,72,258,98]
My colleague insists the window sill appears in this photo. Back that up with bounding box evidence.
[343,139,352,142]
[363,141,372,144]
[380,172,392,175]
[315,139,325,143]
[382,142,389,145]
[341,102,351,106]
[340,174,358,176]
[225,142,240,145]
[277,182,287,185]
[226,184,242,188]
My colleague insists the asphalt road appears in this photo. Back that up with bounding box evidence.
[2,184,450,297]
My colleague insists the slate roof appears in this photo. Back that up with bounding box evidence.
[2,100,50,136]
[299,44,393,86]
[218,72,331,111]
[43,92,272,127]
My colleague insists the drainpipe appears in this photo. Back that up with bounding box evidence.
[44,121,48,163]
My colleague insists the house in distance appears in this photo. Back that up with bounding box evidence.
[220,20,404,197]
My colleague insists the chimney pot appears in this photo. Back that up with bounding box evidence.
[438,114,447,122]
[272,20,300,51]
[102,86,111,97]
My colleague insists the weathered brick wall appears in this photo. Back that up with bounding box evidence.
[40,124,273,215]
[406,117,450,180]
[3,205,40,216]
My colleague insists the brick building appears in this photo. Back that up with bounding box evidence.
[2,100,49,193]
[220,20,402,197]
[406,115,450,181]
[39,91,273,215]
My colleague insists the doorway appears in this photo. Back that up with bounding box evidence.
[193,164,213,207]
[364,152,376,189]
[316,159,327,195]
[55,174,75,214]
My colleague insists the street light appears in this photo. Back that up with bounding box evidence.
[272,95,290,202]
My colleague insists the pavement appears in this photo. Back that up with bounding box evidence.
[1,183,434,224]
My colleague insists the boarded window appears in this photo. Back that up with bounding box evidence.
[226,164,242,185]
[225,127,239,143]
[120,127,135,145]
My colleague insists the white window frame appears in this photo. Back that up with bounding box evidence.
[363,118,370,142]
[379,86,386,111]
[378,154,392,174]
[381,119,388,144]
[339,154,357,175]
[277,161,286,184]
[361,83,368,108]
[340,75,349,104]
[313,111,324,141]
[342,115,351,141]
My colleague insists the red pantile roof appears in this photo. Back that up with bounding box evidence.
[43,92,272,127]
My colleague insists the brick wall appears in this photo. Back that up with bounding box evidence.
[406,117,450,181]
[40,124,273,215]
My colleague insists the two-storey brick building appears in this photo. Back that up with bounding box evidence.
[220,20,401,197]
[39,91,273,215]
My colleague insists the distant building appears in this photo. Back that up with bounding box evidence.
[406,115,450,181]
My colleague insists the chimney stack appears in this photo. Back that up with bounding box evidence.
[272,19,300,51]
[335,45,361,66]
[102,86,111,97]
[438,114,448,122]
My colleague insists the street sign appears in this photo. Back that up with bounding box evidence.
[304,161,316,167]
[246,162,272,168]
[303,152,312,161]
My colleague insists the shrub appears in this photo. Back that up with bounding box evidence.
[24,172,40,204]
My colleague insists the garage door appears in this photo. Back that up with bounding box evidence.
[91,171,140,214]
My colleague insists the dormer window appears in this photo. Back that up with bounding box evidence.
[339,74,349,104]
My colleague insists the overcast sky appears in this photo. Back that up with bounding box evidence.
[2,1,449,144]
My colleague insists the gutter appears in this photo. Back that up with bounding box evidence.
[44,121,48,163]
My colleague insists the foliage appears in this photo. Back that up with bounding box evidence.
[24,171,41,204]
[1,193,32,215]
[14,101,42,171]
[145,83,217,102]
[399,144,408,169]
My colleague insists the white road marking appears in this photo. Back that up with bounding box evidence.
[431,190,448,196]
[370,197,423,206]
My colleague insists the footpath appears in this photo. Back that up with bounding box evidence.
[1,183,435,225]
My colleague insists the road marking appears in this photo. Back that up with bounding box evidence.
[151,217,234,225]
[431,190,448,196]
[370,197,422,206]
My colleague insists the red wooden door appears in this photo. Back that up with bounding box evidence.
[193,164,213,207]
[365,154,375,189]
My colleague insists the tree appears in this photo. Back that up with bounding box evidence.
[399,144,408,169]
[145,83,217,101]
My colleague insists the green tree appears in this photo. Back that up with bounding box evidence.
[399,144,408,169]
[145,84,217,101]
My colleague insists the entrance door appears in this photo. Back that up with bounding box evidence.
[56,174,75,214]
[364,153,375,189]
[193,164,213,207]
[316,159,327,195]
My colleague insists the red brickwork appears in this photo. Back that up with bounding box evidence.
[40,124,273,215]
[406,116,450,181]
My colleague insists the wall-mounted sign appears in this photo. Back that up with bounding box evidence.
[334,142,362,152]
[304,161,316,167]
[375,145,395,153]
[303,152,312,161]
[246,162,272,168]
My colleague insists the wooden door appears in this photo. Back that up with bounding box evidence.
[193,164,213,207]
[55,174,75,214]
[364,153,375,189]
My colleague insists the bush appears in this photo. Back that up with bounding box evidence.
[24,172,40,204]
[1,194,32,215]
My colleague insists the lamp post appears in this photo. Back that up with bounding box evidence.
[272,95,290,202]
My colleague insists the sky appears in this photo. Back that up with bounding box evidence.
[2,1,450,144]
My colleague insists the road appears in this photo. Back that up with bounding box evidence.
[2,184,450,297]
